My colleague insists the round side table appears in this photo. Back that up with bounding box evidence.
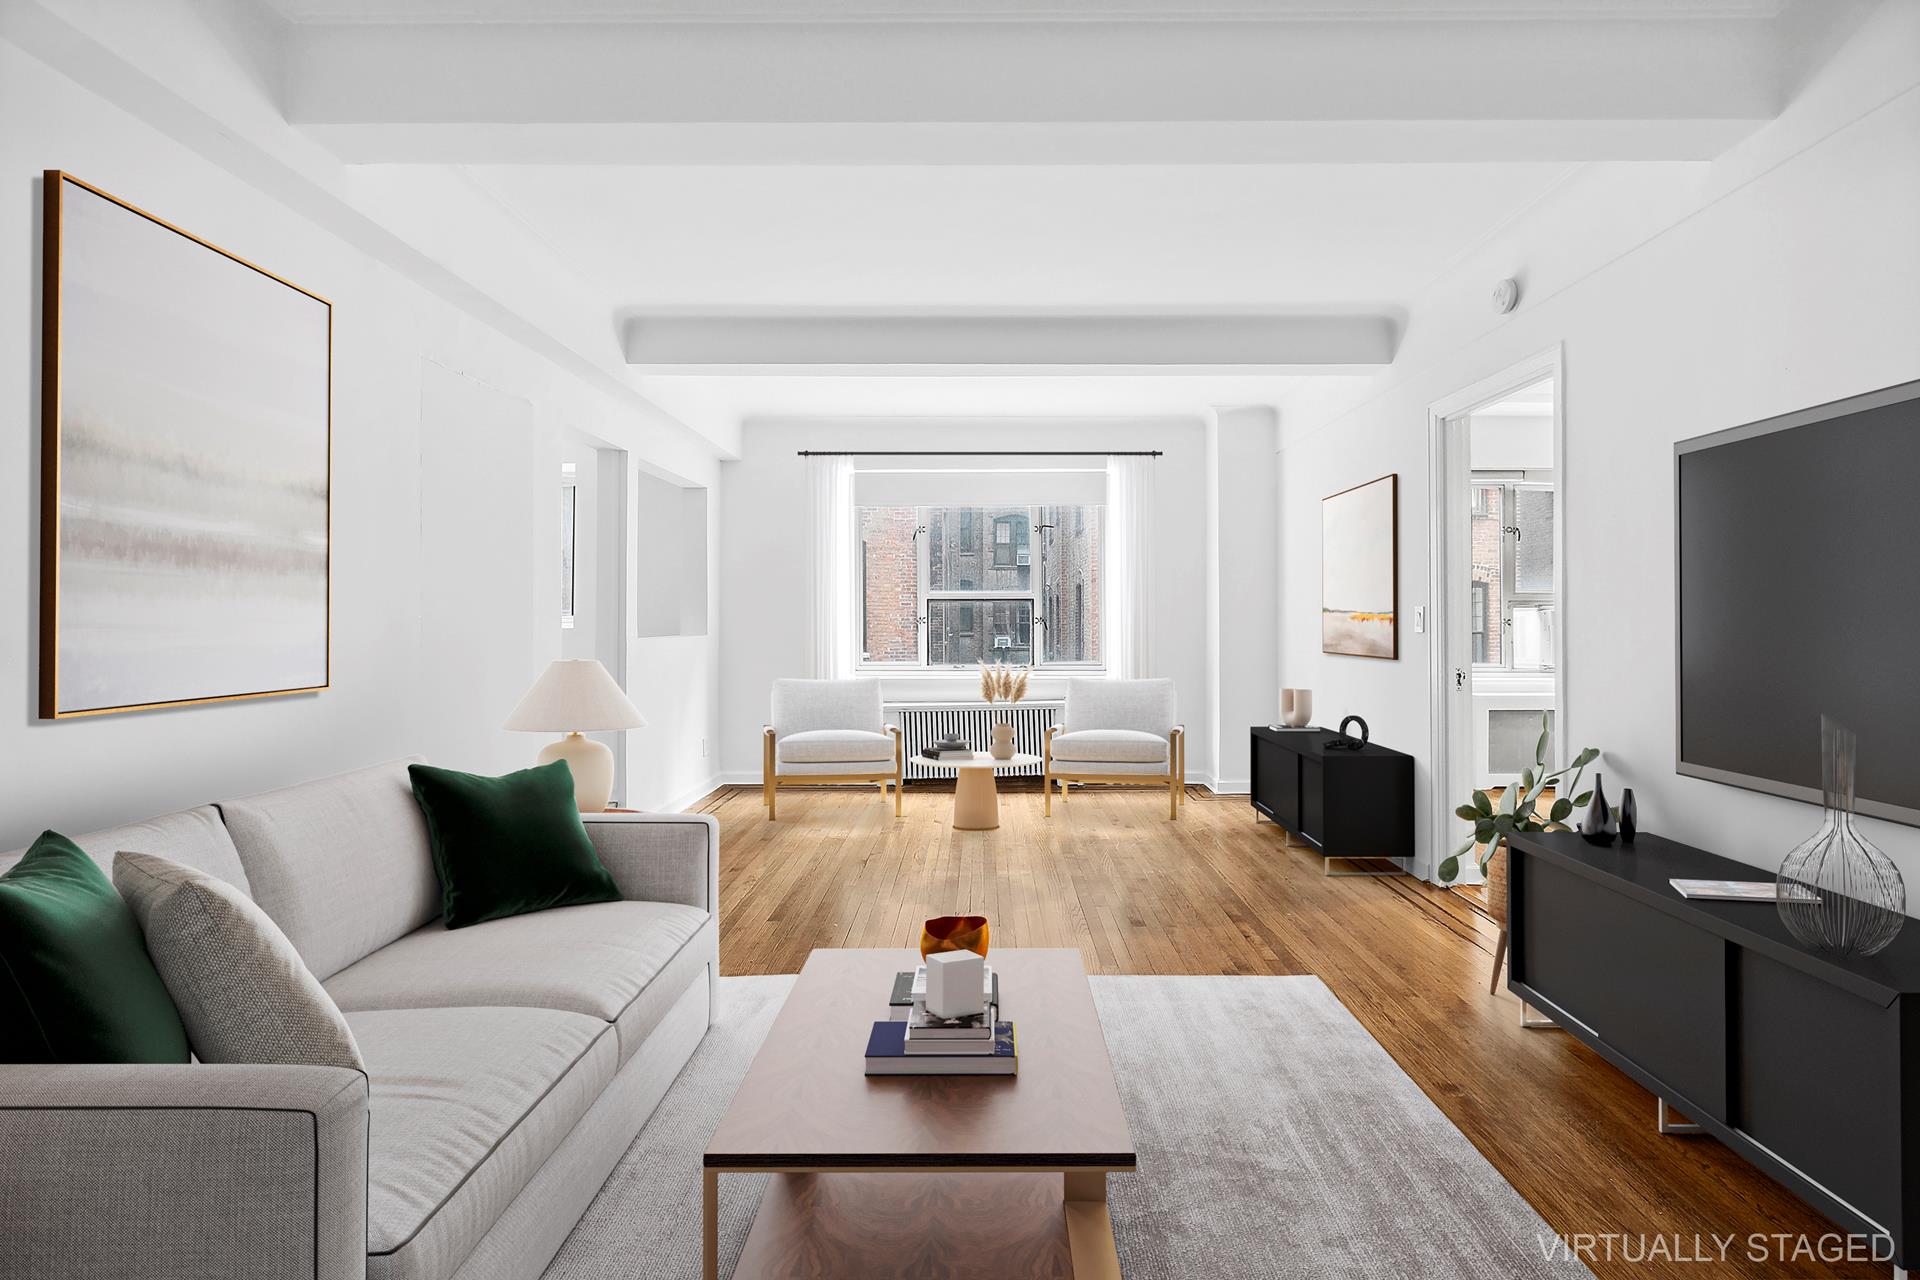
[913,753,1043,831]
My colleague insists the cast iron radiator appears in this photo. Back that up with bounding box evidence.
[893,702,1061,779]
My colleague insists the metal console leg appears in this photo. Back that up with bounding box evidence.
[1519,1000,1556,1029]
[1657,1098,1703,1135]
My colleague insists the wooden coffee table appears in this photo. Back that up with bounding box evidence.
[704,948,1135,1279]
[913,752,1043,831]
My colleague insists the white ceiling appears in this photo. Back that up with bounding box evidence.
[638,374,1342,434]
[261,0,1789,22]
[239,0,1863,442]
[462,163,1578,310]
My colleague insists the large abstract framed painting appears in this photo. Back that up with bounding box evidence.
[1322,473,1397,660]
[41,172,331,718]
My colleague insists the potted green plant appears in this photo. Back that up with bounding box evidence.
[1437,713,1598,992]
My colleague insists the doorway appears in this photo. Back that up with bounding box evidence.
[559,430,631,804]
[1426,349,1566,884]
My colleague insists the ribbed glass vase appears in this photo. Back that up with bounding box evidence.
[1776,717,1905,957]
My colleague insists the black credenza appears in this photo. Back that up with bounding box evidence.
[1506,829,1920,1267]
[1249,726,1414,871]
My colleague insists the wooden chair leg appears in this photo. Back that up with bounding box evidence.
[1489,927,1509,994]
[1169,774,1179,820]
[1044,772,1053,816]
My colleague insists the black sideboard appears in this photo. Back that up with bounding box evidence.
[1249,726,1414,873]
[1506,828,1920,1267]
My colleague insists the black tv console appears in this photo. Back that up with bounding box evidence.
[1249,726,1414,875]
[1506,828,1920,1268]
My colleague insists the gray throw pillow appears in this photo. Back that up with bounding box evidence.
[113,851,365,1071]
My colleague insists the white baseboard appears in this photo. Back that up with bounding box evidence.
[646,774,726,813]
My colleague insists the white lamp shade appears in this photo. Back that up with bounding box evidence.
[504,659,646,733]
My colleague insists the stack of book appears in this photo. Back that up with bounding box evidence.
[866,964,1017,1076]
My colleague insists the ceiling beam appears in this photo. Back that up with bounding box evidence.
[286,16,1782,164]
[622,314,1397,374]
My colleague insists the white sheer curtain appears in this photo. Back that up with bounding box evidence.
[807,454,858,679]
[1104,454,1156,679]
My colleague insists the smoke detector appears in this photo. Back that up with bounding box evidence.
[1491,278,1520,314]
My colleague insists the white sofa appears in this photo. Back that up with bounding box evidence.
[1044,677,1186,819]
[0,758,719,1280]
[762,678,903,820]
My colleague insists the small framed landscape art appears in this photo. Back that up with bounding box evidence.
[41,171,331,718]
[1322,473,1397,660]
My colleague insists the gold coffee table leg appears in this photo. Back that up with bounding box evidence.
[1063,1172,1121,1280]
[952,768,1000,830]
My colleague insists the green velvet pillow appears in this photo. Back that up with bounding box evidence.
[408,761,621,929]
[0,831,190,1063]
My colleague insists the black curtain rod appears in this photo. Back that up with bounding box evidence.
[796,449,1161,457]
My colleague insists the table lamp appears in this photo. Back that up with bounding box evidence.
[504,659,646,812]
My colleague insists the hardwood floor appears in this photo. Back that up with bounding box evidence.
[697,781,1885,1279]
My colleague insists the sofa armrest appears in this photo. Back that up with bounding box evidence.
[583,812,720,913]
[0,1062,369,1280]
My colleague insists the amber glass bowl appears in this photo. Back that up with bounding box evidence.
[919,915,990,960]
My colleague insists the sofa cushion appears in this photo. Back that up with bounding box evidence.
[1063,677,1177,736]
[1049,728,1170,765]
[778,729,895,765]
[0,832,189,1064]
[114,852,363,1071]
[0,805,250,895]
[352,1005,615,1280]
[770,678,884,737]
[219,759,442,982]
[325,900,709,1065]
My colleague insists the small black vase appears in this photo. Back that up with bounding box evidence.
[1580,773,1618,846]
[1619,788,1638,845]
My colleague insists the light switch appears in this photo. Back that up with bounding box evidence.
[1413,606,1426,634]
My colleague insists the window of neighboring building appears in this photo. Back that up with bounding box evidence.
[858,504,1103,669]
[1470,478,1555,672]
[1470,580,1488,664]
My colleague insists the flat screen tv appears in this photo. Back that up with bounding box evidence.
[1676,378,1920,828]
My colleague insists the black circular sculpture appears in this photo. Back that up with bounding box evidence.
[1328,715,1370,751]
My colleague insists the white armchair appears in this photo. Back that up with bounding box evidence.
[763,678,903,821]
[1043,678,1185,820]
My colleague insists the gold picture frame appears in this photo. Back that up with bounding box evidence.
[1321,472,1398,660]
[41,171,332,718]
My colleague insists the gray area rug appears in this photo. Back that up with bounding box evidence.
[545,975,1591,1279]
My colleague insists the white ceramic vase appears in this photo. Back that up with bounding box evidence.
[1280,688,1314,728]
[990,721,1016,760]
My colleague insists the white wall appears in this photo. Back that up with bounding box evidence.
[1275,0,1920,882]
[717,417,1245,785]
[1206,406,1280,791]
[0,35,723,846]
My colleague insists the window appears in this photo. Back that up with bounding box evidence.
[991,514,1028,568]
[1470,479,1555,671]
[1470,581,1489,664]
[859,504,1103,668]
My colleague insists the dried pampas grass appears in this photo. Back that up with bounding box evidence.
[979,660,1030,704]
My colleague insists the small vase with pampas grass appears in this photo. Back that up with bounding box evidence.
[979,661,1029,760]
